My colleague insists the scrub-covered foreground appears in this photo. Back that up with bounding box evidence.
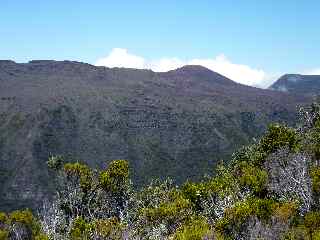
[2,102,320,240]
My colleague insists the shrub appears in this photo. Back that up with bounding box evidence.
[173,217,211,240]
[304,211,320,233]
[181,181,207,212]
[215,197,281,238]
[142,192,191,223]
[0,230,9,240]
[283,225,309,240]
[311,166,320,194]
[10,209,44,238]
[93,217,122,240]
[69,217,92,240]
[260,124,300,155]
[273,201,298,222]
[207,163,238,197]
[231,144,265,167]
[235,161,268,195]
[64,162,93,191]
[99,159,129,194]
[0,210,48,240]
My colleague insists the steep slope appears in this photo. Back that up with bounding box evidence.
[269,74,320,96]
[0,60,310,210]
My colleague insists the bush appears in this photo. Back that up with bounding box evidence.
[173,217,211,240]
[99,159,129,194]
[311,167,320,194]
[260,124,300,155]
[231,144,265,167]
[215,197,283,238]
[93,218,122,240]
[0,210,48,240]
[64,162,93,191]
[0,230,9,240]
[235,161,268,195]
[0,212,7,224]
[304,211,320,233]
[181,181,207,212]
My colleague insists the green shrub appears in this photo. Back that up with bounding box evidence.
[312,230,320,240]
[143,192,191,223]
[273,201,298,222]
[173,217,211,240]
[260,124,300,155]
[47,155,64,171]
[99,159,129,194]
[304,211,320,233]
[0,230,8,240]
[231,144,265,167]
[235,161,268,195]
[181,181,207,211]
[34,234,49,240]
[207,163,238,197]
[283,225,309,240]
[0,212,7,224]
[64,162,93,191]
[303,118,320,159]
[7,209,47,240]
[311,167,320,194]
[9,209,35,226]
[70,217,92,240]
[93,217,122,240]
[215,197,282,237]
[70,217,123,240]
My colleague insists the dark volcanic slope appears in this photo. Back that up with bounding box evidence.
[269,74,320,96]
[0,60,310,210]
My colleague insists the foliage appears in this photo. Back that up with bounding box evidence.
[0,210,46,240]
[5,101,320,239]
[47,155,64,171]
[304,211,320,234]
[133,190,193,239]
[231,143,265,167]
[40,159,131,239]
[181,181,207,212]
[311,166,320,194]
[99,160,129,194]
[63,162,93,191]
[172,217,211,240]
[67,216,123,240]
[260,124,300,155]
[234,161,268,195]
[92,218,122,240]
[0,230,9,240]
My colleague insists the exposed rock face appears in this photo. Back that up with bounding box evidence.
[269,74,320,96]
[0,60,310,210]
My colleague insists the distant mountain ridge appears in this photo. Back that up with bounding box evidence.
[269,74,320,96]
[0,60,312,210]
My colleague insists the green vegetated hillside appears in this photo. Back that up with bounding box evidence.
[0,60,311,211]
[1,102,320,240]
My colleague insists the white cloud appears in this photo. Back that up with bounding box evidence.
[256,72,281,89]
[304,68,320,75]
[147,58,185,72]
[95,48,145,69]
[95,48,269,87]
[188,55,266,86]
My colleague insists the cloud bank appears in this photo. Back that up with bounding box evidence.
[304,68,320,75]
[95,48,269,87]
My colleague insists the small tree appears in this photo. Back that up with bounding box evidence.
[41,159,131,239]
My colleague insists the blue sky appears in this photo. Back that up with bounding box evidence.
[1,0,319,87]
